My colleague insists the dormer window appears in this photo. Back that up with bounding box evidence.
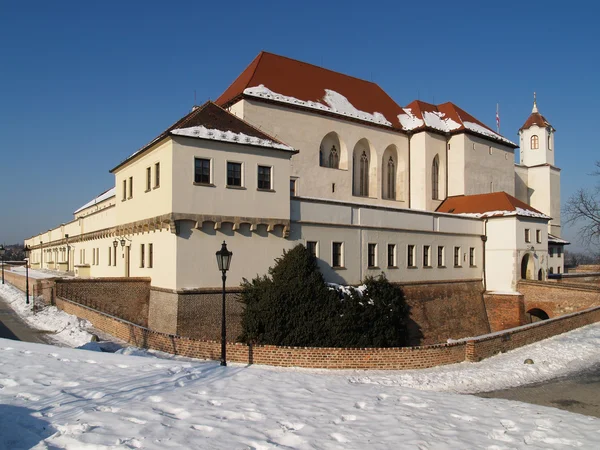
[531,135,539,149]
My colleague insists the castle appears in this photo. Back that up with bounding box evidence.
[24,52,567,335]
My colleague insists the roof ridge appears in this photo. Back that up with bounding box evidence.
[259,51,384,88]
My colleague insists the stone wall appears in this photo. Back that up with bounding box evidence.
[518,280,600,318]
[55,296,600,369]
[402,279,489,344]
[54,278,151,327]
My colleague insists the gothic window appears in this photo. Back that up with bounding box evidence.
[328,145,339,169]
[359,151,369,196]
[319,146,324,167]
[385,156,396,200]
[432,155,440,200]
[531,135,539,149]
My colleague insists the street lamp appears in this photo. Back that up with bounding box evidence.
[23,245,30,305]
[215,241,232,367]
[40,240,43,269]
[0,244,5,284]
[65,234,70,272]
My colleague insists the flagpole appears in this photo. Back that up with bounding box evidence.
[496,103,500,134]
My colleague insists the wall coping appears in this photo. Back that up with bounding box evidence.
[518,280,600,293]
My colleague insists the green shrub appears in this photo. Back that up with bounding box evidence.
[238,244,411,348]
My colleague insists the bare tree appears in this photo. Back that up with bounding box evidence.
[564,161,600,247]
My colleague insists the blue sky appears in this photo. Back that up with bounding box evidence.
[0,0,598,251]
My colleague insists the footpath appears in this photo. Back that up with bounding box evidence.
[0,293,47,343]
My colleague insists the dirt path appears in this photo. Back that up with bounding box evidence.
[477,364,600,418]
[0,294,48,343]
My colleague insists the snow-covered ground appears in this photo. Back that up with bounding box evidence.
[7,266,63,279]
[3,280,600,448]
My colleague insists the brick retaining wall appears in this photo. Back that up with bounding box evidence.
[518,281,600,318]
[55,296,600,370]
[3,269,56,305]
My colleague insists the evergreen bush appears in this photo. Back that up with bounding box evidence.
[238,244,411,348]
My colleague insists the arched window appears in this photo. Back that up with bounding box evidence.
[385,156,396,200]
[328,145,339,169]
[319,146,324,166]
[432,155,440,200]
[531,135,539,149]
[359,151,369,196]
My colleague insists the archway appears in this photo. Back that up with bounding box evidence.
[521,253,534,280]
[526,308,549,323]
[537,269,543,280]
[319,132,347,169]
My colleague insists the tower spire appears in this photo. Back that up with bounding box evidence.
[532,92,538,113]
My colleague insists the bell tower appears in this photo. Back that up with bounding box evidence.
[514,94,561,236]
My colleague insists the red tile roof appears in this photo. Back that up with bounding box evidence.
[110,101,293,173]
[520,111,553,131]
[217,51,405,128]
[436,192,549,219]
[217,52,517,147]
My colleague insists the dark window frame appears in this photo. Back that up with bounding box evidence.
[257,165,272,190]
[227,161,243,187]
[194,158,211,184]
[368,243,377,268]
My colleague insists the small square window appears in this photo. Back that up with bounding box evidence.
[258,165,272,190]
[536,230,542,244]
[407,245,416,268]
[332,242,344,268]
[194,158,211,184]
[368,243,377,268]
[306,241,318,257]
[525,229,531,243]
[423,245,431,267]
[227,162,242,187]
[387,244,396,267]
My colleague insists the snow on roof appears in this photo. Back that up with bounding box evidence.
[462,121,516,146]
[244,85,392,126]
[548,234,570,245]
[457,207,551,220]
[171,124,295,151]
[73,187,115,214]
[436,192,550,220]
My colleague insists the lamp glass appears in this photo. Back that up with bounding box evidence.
[113,240,118,248]
[215,242,232,272]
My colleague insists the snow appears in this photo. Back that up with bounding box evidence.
[459,207,551,220]
[0,283,94,347]
[422,110,461,132]
[73,187,116,214]
[171,125,295,152]
[2,323,600,449]
[548,233,570,245]
[244,85,392,126]
[327,282,367,297]
[396,107,424,130]
[463,120,517,146]
[9,266,64,279]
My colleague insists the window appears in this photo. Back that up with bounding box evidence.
[454,246,461,267]
[306,241,318,257]
[549,247,554,257]
[359,151,369,196]
[423,245,431,267]
[387,244,396,267]
[108,247,112,266]
[531,135,539,149]
[194,158,211,184]
[332,242,344,268]
[548,134,552,150]
[113,246,117,266]
[227,162,242,187]
[148,243,153,268]
[140,244,145,268]
[557,267,562,274]
[128,176,133,198]
[525,229,531,243]
[488,146,493,155]
[122,180,127,201]
[557,247,562,257]
[385,156,396,200]
[536,230,542,243]
[290,179,297,196]
[437,246,445,267]
[432,155,440,200]
[146,167,151,191]
[154,163,160,188]
[469,247,475,266]
[257,165,272,190]
[96,248,100,266]
[328,145,339,169]
[407,245,416,267]
[368,243,377,268]
[549,267,554,274]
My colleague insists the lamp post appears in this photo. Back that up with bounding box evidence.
[0,244,5,284]
[65,234,70,272]
[40,240,43,270]
[23,245,30,305]
[215,241,232,367]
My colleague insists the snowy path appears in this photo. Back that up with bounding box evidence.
[1,338,599,449]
